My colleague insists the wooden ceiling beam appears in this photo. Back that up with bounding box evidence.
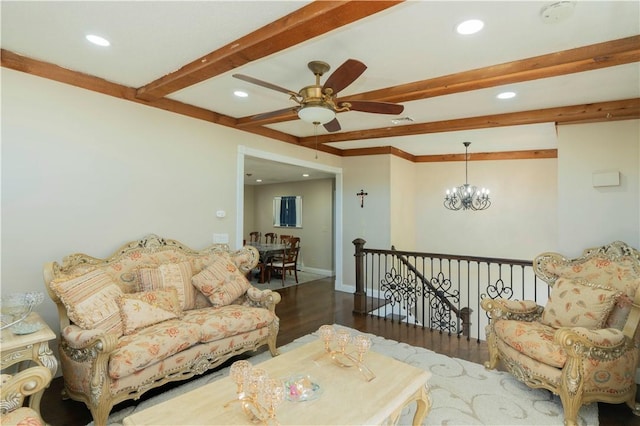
[237,36,640,127]
[413,149,557,163]
[3,46,637,161]
[135,1,404,101]
[338,147,556,161]
[344,35,640,104]
[339,146,414,160]
[0,49,299,146]
[299,98,640,145]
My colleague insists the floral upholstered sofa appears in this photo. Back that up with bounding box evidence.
[44,234,280,426]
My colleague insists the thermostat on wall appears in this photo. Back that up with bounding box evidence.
[216,210,226,218]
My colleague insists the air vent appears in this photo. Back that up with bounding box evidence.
[391,117,414,125]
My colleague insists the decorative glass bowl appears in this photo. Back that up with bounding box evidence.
[284,374,322,402]
[1,292,45,333]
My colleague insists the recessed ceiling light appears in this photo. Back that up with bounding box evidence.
[302,173,309,177]
[86,34,110,47]
[456,19,484,35]
[497,91,516,100]
[256,179,262,183]
[234,90,248,98]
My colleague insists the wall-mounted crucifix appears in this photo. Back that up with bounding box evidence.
[356,189,368,208]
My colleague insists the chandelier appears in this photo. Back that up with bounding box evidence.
[444,142,491,211]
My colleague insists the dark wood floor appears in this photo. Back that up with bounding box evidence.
[41,278,639,425]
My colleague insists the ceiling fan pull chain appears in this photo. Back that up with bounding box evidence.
[313,122,319,159]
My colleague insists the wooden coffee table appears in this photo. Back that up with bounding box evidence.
[123,339,431,425]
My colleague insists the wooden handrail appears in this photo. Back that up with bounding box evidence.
[354,238,537,341]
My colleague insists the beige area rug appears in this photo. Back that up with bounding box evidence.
[249,269,329,291]
[92,326,598,426]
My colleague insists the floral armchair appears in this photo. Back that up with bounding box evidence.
[1,366,52,426]
[481,241,640,426]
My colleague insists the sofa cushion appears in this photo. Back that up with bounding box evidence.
[493,319,567,368]
[182,305,275,343]
[50,268,123,337]
[541,277,621,328]
[118,288,182,335]
[191,257,250,307]
[108,318,201,379]
[138,261,197,310]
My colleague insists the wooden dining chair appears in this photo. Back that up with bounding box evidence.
[248,231,261,244]
[268,246,300,286]
[272,236,298,262]
[287,237,300,250]
[264,232,277,244]
[278,235,292,244]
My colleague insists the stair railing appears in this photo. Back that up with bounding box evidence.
[353,238,546,341]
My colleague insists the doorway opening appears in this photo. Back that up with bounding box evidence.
[237,146,343,289]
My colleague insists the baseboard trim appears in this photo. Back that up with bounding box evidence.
[299,266,332,276]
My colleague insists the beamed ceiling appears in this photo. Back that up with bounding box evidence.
[1,1,639,164]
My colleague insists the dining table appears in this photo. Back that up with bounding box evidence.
[249,243,286,283]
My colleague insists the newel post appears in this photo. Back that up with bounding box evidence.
[460,307,472,338]
[353,238,367,314]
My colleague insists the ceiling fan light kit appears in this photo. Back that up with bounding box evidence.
[233,59,404,133]
[298,104,335,124]
[444,142,491,211]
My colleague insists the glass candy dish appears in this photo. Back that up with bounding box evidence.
[10,320,43,335]
[284,374,322,402]
[0,292,45,333]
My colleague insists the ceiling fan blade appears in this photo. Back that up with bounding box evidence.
[250,107,299,121]
[341,100,405,115]
[323,117,341,132]
[322,59,367,95]
[232,74,297,96]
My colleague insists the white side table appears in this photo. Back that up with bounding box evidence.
[1,313,58,415]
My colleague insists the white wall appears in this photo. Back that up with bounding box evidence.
[1,69,340,342]
[243,185,256,239]
[557,120,640,256]
[3,69,639,349]
[414,158,558,260]
[340,155,391,288]
[390,156,417,250]
[248,179,333,273]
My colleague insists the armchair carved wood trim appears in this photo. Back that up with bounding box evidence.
[1,366,52,426]
[481,241,640,426]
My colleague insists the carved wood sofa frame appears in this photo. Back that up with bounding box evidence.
[43,234,281,426]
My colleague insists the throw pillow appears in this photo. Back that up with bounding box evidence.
[50,268,124,336]
[137,261,196,310]
[191,256,251,307]
[117,288,182,335]
[541,277,622,328]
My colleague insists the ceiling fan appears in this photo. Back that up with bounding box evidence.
[233,59,404,132]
